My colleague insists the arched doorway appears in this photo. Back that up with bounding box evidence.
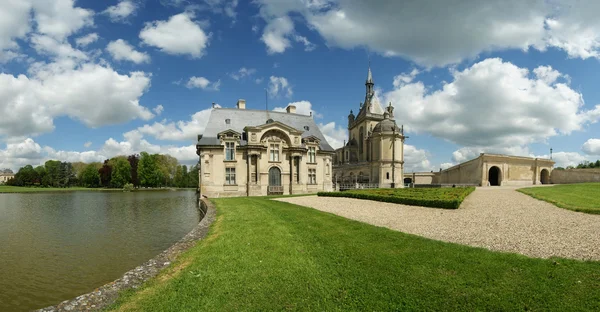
[268,167,282,195]
[488,166,501,186]
[404,177,412,187]
[540,169,550,184]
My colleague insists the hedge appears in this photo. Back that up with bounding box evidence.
[317,187,476,209]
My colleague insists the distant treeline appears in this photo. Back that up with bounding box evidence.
[555,159,600,170]
[7,152,198,189]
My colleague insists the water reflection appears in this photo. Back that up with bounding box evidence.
[0,190,199,311]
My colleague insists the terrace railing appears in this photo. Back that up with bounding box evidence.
[267,185,284,195]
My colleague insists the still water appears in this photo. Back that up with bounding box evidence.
[0,190,200,311]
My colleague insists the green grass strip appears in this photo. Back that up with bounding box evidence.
[518,183,600,214]
[109,197,600,311]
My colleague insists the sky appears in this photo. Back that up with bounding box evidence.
[2,0,600,172]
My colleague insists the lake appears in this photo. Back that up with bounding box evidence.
[0,190,200,311]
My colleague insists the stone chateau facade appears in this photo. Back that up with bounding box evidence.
[333,66,406,188]
[196,66,557,196]
[196,101,334,197]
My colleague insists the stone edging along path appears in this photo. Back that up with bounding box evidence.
[37,199,216,312]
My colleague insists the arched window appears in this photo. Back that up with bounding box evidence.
[359,126,364,156]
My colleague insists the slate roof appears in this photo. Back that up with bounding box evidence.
[197,108,334,152]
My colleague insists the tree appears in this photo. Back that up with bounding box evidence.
[174,165,184,187]
[45,160,61,187]
[156,154,178,186]
[111,157,132,188]
[34,166,46,186]
[98,160,112,187]
[596,160,600,168]
[12,165,38,186]
[139,152,159,187]
[80,164,100,187]
[58,162,76,187]
[128,154,140,187]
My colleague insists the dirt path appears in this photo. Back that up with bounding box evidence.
[276,188,600,261]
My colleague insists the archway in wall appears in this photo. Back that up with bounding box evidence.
[488,166,501,186]
[540,169,550,184]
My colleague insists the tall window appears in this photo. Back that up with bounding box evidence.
[270,144,280,161]
[295,157,300,183]
[225,167,236,185]
[308,146,316,163]
[225,142,235,161]
[308,168,316,184]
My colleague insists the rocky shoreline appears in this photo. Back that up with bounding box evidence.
[37,199,216,312]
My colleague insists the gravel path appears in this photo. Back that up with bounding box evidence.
[275,187,600,261]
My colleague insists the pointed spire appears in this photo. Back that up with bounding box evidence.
[366,60,373,84]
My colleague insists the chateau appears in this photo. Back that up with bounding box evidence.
[196,101,334,197]
[333,66,406,188]
[196,66,556,197]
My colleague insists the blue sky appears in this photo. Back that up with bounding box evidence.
[1,0,600,171]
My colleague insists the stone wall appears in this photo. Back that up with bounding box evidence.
[551,169,600,184]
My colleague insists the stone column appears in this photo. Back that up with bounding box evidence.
[246,151,250,196]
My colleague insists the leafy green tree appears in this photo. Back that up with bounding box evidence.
[174,165,184,187]
[58,162,76,187]
[139,152,161,187]
[13,165,38,186]
[45,160,61,187]
[34,166,46,185]
[111,157,132,188]
[596,160,600,168]
[80,164,101,187]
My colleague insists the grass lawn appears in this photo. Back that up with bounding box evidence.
[318,187,475,209]
[0,185,116,193]
[109,197,600,311]
[518,183,600,214]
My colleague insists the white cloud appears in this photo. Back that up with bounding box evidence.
[540,151,590,168]
[255,77,264,84]
[139,13,211,58]
[83,141,92,148]
[384,58,599,151]
[254,0,600,67]
[137,108,213,141]
[0,1,32,55]
[0,62,154,138]
[186,76,220,91]
[153,105,164,116]
[268,76,292,98]
[393,69,420,87]
[33,0,94,40]
[229,67,256,80]
[582,138,600,155]
[106,39,150,64]
[103,0,138,22]
[294,35,316,51]
[261,16,294,54]
[318,121,346,149]
[31,34,88,60]
[75,33,99,47]
[274,100,321,118]
[404,144,434,172]
[440,162,454,170]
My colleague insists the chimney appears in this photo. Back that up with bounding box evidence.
[236,99,246,109]
[286,105,296,114]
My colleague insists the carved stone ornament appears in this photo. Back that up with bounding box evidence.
[251,132,257,142]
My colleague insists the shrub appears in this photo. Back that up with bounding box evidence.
[123,183,134,192]
[318,187,475,209]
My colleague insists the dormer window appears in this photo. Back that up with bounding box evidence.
[225,118,231,124]
[304,126,310,131]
